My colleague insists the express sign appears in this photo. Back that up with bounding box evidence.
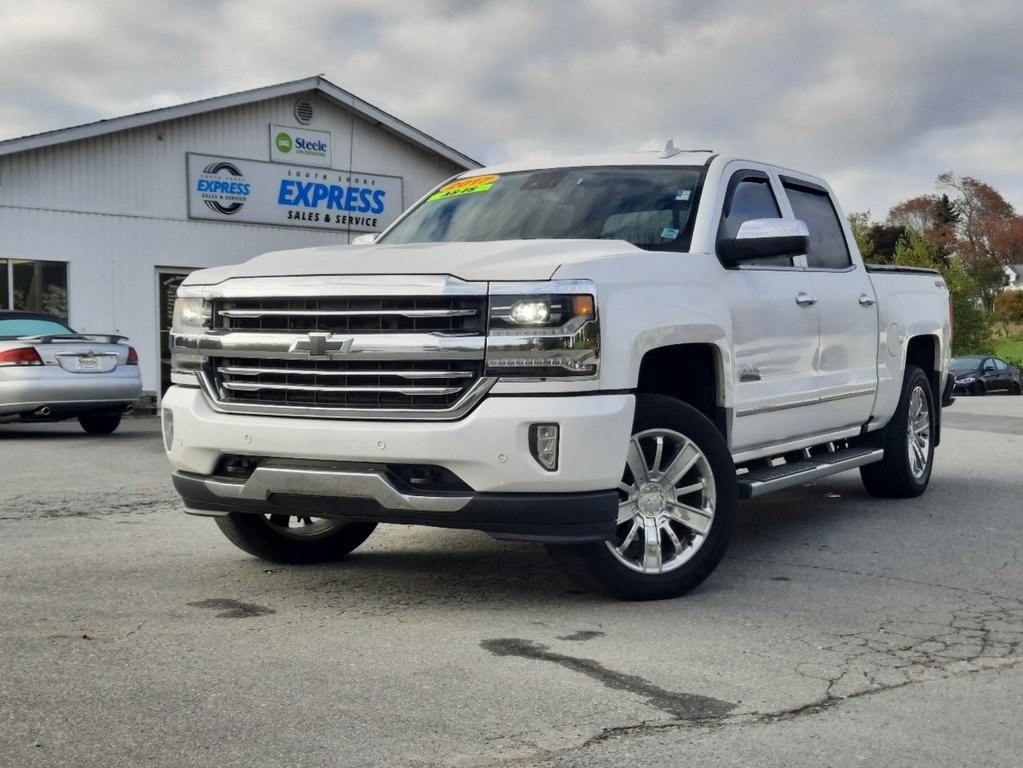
[187,153,403,233]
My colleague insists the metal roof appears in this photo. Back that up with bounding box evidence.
[0,75,480,170]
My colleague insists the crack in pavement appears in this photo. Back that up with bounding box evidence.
[479,593,1023,767]
[791,594,1023,702]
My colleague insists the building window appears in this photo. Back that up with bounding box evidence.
[1,259,69,320]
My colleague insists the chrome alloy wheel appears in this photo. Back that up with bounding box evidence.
[609,428,717,574]
[906,384,932,480]
[266,515,349,539]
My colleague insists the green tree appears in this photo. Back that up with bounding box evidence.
[869,223,906,263]
[847,211,875,263]
[893,227,940,269]
[943,259,994,356]
[886,193,960,262]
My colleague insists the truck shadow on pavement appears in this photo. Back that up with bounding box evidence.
[197,470,993,606]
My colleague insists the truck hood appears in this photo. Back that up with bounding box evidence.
[185,240,641,286]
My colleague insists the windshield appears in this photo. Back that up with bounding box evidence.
[381,166,704,251]
[950,357,984,370]
[0,318,74,338]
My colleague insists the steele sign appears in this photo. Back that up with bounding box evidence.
[270,124,332,167]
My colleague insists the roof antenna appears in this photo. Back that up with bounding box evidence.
[659,139,682,159]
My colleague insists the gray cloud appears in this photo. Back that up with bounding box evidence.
[2,0,1022,216]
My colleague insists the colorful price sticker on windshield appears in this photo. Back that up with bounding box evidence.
[428,174,500,201]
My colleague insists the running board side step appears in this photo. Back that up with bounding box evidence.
[737,447,884,499]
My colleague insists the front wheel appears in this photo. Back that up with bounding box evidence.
[860,365,935,498]
[546,395,737,600]
[215,513,377,564]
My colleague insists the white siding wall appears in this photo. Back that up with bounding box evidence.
[0,93,463,216]
[0,91,469,395]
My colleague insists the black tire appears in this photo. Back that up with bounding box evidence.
[214,513,377,564]
[860,365,935,498]
[972,382,985,396]
[546,394,737,600]
[1012,382,1022,396]
[78,411,123,434]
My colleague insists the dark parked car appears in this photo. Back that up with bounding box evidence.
[0,310,142,432]
[950,355,1022,396]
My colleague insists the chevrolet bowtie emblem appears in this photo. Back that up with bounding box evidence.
[289,333,353,358]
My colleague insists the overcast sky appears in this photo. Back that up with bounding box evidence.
[2,0,1022,218]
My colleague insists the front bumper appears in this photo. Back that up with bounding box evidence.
[162,385,635,542]
[172,468,617,542]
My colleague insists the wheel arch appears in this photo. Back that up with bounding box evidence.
[905,334,942,446]
[636,343,728,442]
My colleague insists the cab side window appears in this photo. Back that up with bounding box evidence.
[717,172,789,266]
[782,179,851,270]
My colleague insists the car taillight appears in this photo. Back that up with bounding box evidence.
[126,347,139,365]
[0,347,43,366]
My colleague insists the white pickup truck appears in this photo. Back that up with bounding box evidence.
[164,147,952,600]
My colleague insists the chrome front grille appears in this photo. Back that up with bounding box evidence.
[214,296,486,335]
[199,291,492,419]
[211,358,484,410]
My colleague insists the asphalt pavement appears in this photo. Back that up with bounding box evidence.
[1,394,1020,767]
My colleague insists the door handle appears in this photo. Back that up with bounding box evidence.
[795,292,817,306]
[858,293,877,306]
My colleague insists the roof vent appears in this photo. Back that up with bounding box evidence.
[294,100,314,125]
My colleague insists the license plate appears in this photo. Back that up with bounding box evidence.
[75,355,101,371]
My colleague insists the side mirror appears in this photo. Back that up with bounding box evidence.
[351,233,379,245]
[718,219,809,265]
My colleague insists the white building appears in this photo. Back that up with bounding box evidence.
[0,76,479,400]
[1004,264,1023,291]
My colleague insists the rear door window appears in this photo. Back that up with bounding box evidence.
[781,179,851,270]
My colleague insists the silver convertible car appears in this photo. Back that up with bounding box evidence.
[0,311,142,433]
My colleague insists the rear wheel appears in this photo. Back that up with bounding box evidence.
[546,395,737,600]
[214,513,377,564]
[860,365,935,498]
[79,411,122,434]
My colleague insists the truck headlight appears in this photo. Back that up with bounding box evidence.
[170,288,210,385]
[491,294,595,332]
[172,296,211,331]
[486,282,599,378]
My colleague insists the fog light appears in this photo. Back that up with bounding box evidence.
[529,423,560,471]
[161,407,174,451]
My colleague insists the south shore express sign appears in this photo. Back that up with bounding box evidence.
[186,153,403,233]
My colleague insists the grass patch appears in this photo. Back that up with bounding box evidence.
[992,337,1023,367]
